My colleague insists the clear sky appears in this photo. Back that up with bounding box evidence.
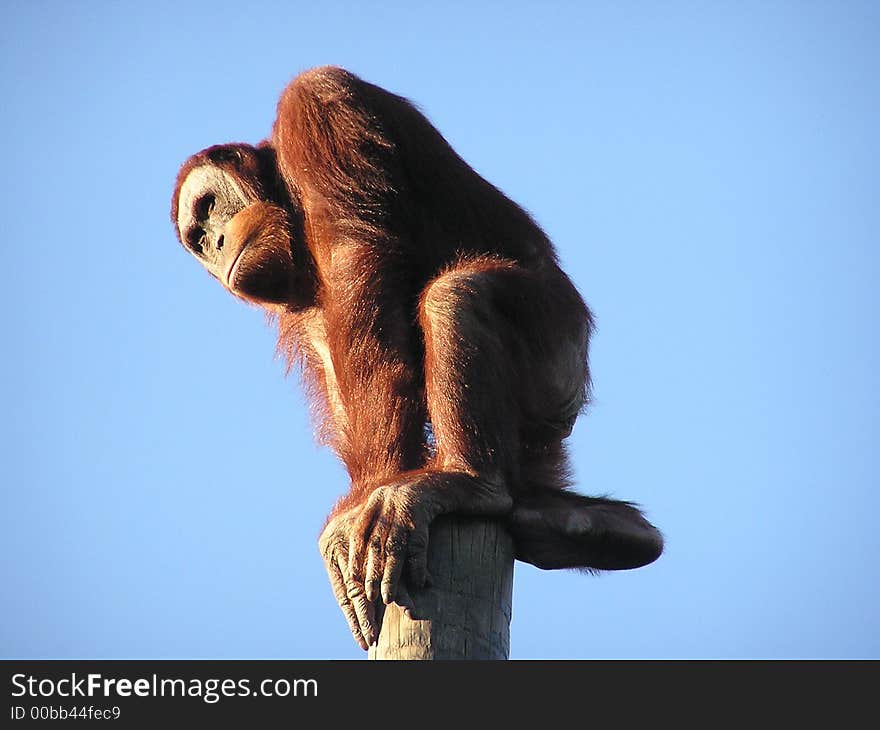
[1,0,877,659]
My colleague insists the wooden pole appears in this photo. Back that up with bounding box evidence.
[368,516,515,660]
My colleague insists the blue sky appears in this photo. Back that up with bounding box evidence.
[1,1,877,659]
